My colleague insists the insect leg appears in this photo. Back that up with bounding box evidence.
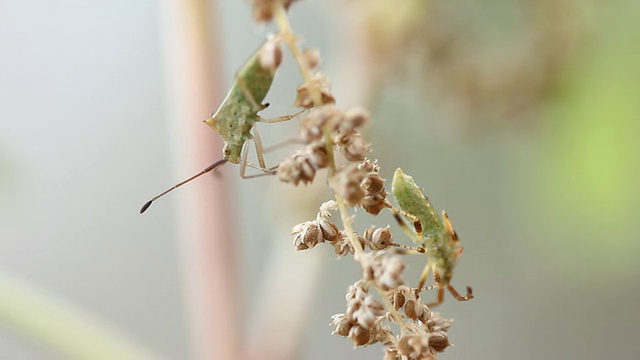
[238,142,275,179]
[446,284,474,302]
[417,263,432,290]
[426,271,445,308]
[251,125,267,169]
[258,108,306,123]
[389,205,423,242]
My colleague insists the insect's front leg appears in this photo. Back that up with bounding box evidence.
[418,263,432,290]
[258,108,306,123]
[252,124,267,169]
[238,140,276,179]
[389,205,423,242]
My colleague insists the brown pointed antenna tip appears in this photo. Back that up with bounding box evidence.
[138,159,228,215]
[140,200,153,214]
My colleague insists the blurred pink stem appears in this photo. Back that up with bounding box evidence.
[160,1,238,359]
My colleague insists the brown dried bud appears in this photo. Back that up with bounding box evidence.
[403,299,423,320]
[364,226,394,251]
[259,36,282,72]
[429,332,450,352]
[302,47,321,69]
[348,324,371,346]
[298,106,343,143]
[397,335,435,360]
[306,142,329,169]
[335,130,371,162]
[317,217,340,242]
[353,295,384,329]
[374,256,406,291]
[392,291,405,310]
[252,0,297,22]
[294,73,335,108]
[361,173,385,193]
[361,193,387,215]
[334,241,352,256]
[277,153,316,185]
[426,313,453,333]
[343,106,370,129]
[330,164,367,206]
[291,221,322,250]
[330,314,353,337]
[418,303,431,324]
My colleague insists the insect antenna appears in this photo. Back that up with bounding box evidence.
[140,159,228,214]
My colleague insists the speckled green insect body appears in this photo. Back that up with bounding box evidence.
[140,39,296,214]
[392,168,473,306]
[204,42,277,164]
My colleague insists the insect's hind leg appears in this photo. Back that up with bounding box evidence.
[239,139,276,179]
[447,284,474,302]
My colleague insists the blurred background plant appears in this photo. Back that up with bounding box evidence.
[1,0,639,359]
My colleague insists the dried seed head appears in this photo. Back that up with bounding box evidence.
[259,35,283,72]
[294,73,335,108]
[291,221,322,250]
[364,226,394,251]
[330,314,353,337]
[428,332,451,352]
[299,106,343,143]
[361,193,387,215]
[361,173,385,193]
[334,240,353,257]
[348,324,371,346]
[305,142,329,169]
[374,256,406,291]
[252,0,297,22]
[330,164,367,206]
[426,312,453,333]
[404,299,423,321]
[397,335,436,360]
[418,303,431,324]
[317,216,340,242]
[343,106,370,130]
[335,130,371,162]
[353,295,385,329]
[302,47,321,69]
[277,153,316,185]
[392,291,405,310]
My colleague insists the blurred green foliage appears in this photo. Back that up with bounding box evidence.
[532,1,640,278]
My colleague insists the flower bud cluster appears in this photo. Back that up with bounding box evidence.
[358,159,388,215]
[294,73,336,108]
[291,211,341,251]
[277,105,375,192]
[330,282,393,347]
[277,142,329,185]
[384,288,453,359]
[361,254,406,291]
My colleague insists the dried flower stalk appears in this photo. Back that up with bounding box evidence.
[249,1,470,358]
